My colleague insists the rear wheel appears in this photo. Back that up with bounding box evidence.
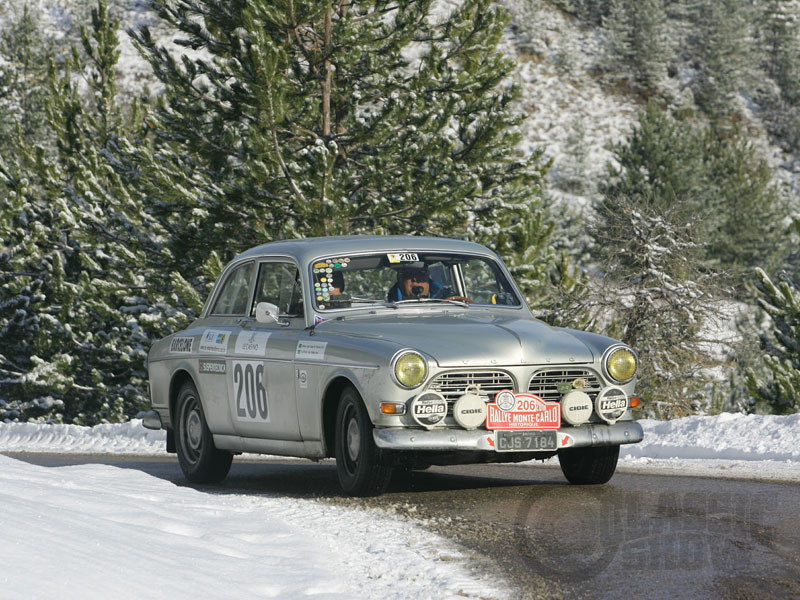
[558,445,620,485]
[335,386,392,496]
[175,380,232,484]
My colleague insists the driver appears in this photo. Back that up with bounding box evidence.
[387,266,446,301]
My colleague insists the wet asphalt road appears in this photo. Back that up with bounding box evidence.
[6,453,799,599]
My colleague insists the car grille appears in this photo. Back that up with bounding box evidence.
[528,368,602,401]
[426,371,515,413]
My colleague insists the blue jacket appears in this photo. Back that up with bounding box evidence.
[387,280,445,301]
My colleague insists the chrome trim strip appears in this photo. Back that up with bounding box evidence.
[294,360,379,370]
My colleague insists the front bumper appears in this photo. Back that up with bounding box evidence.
[373,420,644,452]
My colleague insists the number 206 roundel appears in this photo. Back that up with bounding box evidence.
[233,360,269,422]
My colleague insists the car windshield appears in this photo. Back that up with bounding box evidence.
[309,251,521,311]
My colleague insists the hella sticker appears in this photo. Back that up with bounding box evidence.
[595,386,628,424]
[410,391,448,429]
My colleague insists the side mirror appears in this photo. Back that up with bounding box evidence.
[255,302,280,324]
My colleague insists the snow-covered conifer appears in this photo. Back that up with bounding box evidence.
[0,5,55,154]
[0,1,193,424]
[601,0,673,97]
[129,0,551,287]
[746,266,800,413]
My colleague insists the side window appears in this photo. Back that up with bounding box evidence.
[253,262,304,316]
[211,262,255,315]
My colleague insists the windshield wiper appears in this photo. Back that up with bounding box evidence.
[388,298,470,308]
[345,297,384,304]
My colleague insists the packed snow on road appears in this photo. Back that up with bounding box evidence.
[1,413,798,599]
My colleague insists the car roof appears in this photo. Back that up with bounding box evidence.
[234,235,499,265]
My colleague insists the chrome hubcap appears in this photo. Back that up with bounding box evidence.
[346,417,360,462]
[186,409,202,451]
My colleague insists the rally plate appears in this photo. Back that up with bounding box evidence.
[495,430,557,452]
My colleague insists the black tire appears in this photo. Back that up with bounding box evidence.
[174,380,233,484]
[558,444,620,485]
[335,386,392,496]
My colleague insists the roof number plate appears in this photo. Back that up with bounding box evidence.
[387,253,419,263]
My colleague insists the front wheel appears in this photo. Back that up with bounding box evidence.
[558,445,620,485]
[335,386,392,496]
[175,380,232,484]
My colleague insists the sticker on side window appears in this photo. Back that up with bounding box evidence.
[387,253,419,263]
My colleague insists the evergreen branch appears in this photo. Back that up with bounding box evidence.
[264,76,309,209]
[348,205,415,222]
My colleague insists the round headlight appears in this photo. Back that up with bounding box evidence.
[606,347,637,383]
[393,351,428,388]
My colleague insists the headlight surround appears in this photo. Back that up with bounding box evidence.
[604,346,638,383]
[392,350,428,389]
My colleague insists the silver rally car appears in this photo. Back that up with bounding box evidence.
[143,236,644,495]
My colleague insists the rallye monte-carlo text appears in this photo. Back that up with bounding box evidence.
[142,236,644,496]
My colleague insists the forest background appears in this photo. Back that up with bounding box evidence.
[1,0,799,425]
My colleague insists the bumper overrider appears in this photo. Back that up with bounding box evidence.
[373,420,644,452]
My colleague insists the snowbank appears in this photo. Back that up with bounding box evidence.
[626,413,800,462]
[2,413,799,483]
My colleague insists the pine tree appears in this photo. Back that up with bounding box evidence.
[0,5,55,154]
[700,128,787,285]
[0,0,192,424]
[601,0,672,97]
[600,102,706,238]
[590,192,723,418]
[753,0,800,151]
[692,0,753,121]
[129,0,551,282]
[759,0,800,103]
[746,266,800,414]
[594,103,729,417]
[601,102,785,294]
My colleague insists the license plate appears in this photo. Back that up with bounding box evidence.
[495,430,557,452]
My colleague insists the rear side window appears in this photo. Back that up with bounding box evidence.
[210,262,255,315]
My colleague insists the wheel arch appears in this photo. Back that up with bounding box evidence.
[322,375,361,458]
[169,369,197,427]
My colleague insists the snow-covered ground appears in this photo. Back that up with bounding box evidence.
[1,414,798,599]
[0,431,506,600]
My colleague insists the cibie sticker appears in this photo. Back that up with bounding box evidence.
[170,336,194,354]
[295,341,328,360]
[234,331,271,356]
[387,253,419,263]
[485,391,561,430]
[199,329,229,354]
